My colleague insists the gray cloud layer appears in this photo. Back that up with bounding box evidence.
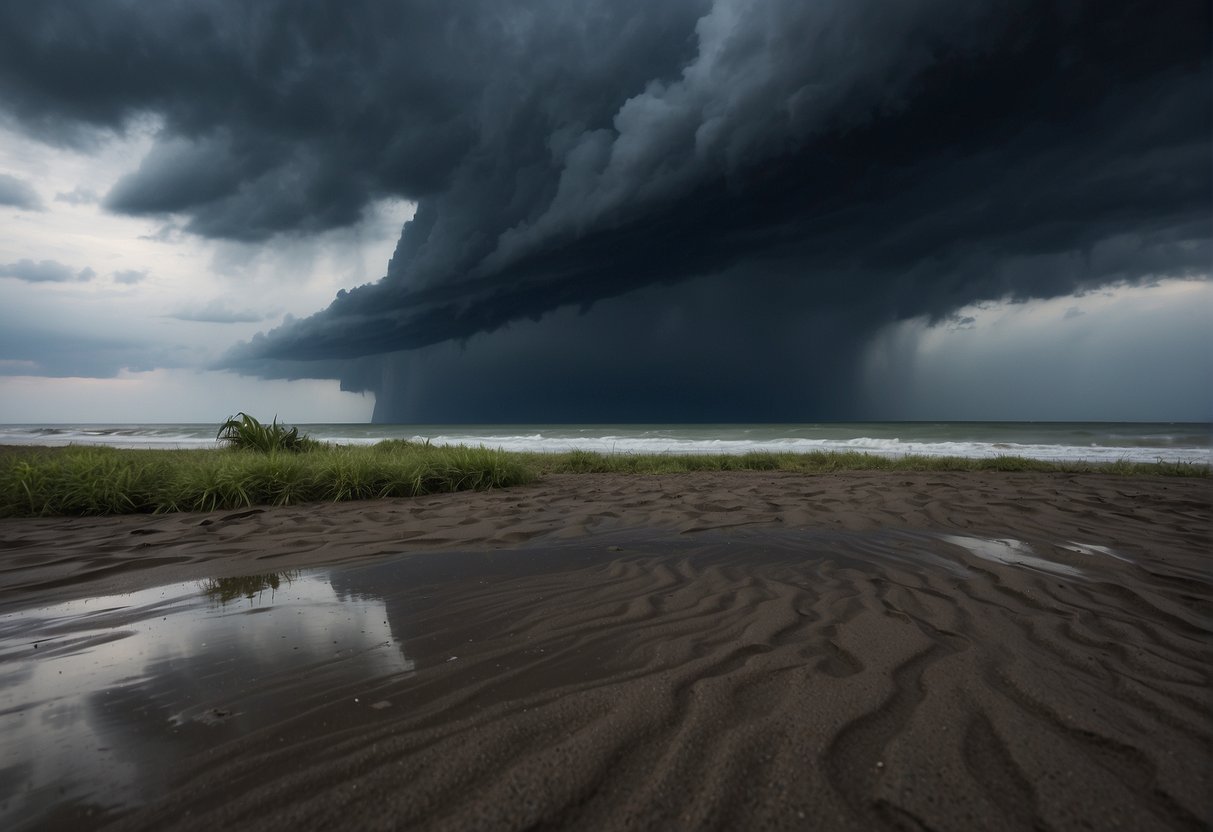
[1,0,1209,418]
[111,269,146,285]
[0,173,43,210]
[0,259,94,283]
[54,185,99,206]
[0,316,184,378]
[167,299,265,324]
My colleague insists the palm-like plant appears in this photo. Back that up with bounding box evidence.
[216,412,316,453]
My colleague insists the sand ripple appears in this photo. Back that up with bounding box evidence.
[97,527,1211,831]
[1,471,1208,830]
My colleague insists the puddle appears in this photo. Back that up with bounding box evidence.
[0,527,1123,827]
[0,542,632,827]
[0,571,412,828]
[940,534,1086,578]
[1061,541,1131,562]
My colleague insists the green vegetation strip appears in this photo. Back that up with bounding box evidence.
[0,442,1205,518]
[0,441,532,517]
[524,448,1209,478]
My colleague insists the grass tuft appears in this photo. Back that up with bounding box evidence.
[216,412,319,454]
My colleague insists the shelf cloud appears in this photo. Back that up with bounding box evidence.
[3,0,1208,418]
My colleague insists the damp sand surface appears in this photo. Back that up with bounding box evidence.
[0,471,1210,830]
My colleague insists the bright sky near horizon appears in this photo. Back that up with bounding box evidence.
[0,121,400,422]
[1,1,1209,424]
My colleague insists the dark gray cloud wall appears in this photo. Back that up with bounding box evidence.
[224,0,1211,379]
[246,2,1213,363]
[369,276,874,422]
[2,0,1209,419]
[1,0,702,239]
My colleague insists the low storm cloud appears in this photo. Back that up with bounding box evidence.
[1,0,1208,420]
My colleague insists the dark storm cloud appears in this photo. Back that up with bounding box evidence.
[222,0,1204,365]
[0,0,703,241]
[1,0,1208,417]
[0,259,94,283]
[0,173,42,210]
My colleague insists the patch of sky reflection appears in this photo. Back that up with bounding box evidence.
[0,571,411,827]
[941,535,1094,578]
[1059,541,1131,563]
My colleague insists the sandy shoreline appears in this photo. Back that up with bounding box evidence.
[1,471,1210,829]
[3,471,1208,610]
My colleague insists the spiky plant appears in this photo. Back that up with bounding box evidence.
[216,412,317,453]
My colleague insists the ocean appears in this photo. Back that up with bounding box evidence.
[0,422,1208,464]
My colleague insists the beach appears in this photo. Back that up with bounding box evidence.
[2,471,1210,829]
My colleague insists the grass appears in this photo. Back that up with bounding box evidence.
[0,441,534,517]
[515,448,1209,478]
[0,432,1205,518]
[202,572,299,604]
[216,412,319,453]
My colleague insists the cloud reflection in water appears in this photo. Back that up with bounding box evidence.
[0,570,412,827]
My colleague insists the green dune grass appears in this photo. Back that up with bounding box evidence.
[520,448,1207,477]
[0,441,533,517]
[0,425,1205,518]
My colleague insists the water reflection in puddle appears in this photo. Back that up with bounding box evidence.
[0,570,412,828]
[936,533,1091,579]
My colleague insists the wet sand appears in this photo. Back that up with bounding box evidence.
[1,471,1210,830]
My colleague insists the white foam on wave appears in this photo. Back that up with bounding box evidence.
[0,425,218,449]
[414,433,1209,464]
[0,424,1207,463]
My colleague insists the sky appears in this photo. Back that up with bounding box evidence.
[0,0,1209,424]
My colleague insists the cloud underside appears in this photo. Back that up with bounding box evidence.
[167,299,265,323]
[0,259,94,283]
[0,173,43,210]
[1,0,1209,405]
[0,323,182,377]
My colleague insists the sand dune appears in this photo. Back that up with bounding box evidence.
[1,472,1209,829]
